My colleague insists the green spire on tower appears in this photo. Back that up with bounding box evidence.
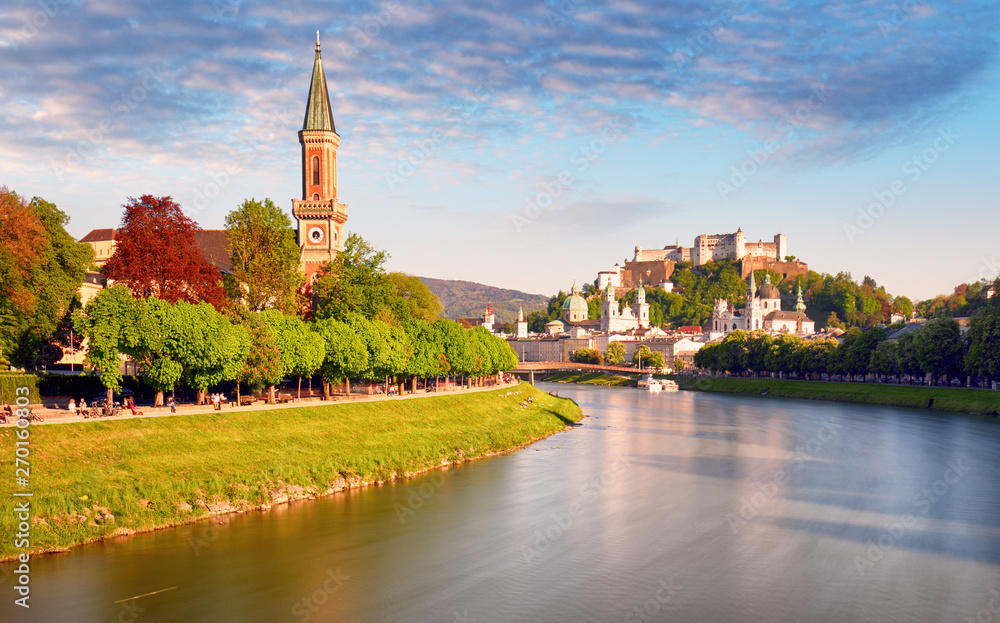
[795,282,807,314]
[303,32,336,132]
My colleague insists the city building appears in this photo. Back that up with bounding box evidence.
[706,274,815,340]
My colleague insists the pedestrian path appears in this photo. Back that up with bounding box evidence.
[8,382,517,427]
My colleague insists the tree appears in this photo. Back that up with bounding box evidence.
[313,233,395,322]
[605,341,626,365]
[260,309,325,399]
[236,311,284,401]
[869,340,901,382]
[965,307,1000,383]
[73,286,140,404]
[170,301,249,404]
[0,189,93,368]
[914,318,965,385]
[314,317,369,397]
[386,272,444,323]
[631,345,664,369]
[224,198,303,314]
[570,348,602,365]
[405,319,446,392]
[104,195,227,310]
[673,358,685,373]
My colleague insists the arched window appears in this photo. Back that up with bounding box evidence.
[312,156,320,186]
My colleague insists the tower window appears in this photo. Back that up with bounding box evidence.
[312,156,320,186]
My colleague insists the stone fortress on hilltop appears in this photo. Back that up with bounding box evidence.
[597,228,808,295]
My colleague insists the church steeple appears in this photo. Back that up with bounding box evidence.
[292,32,348,284]
[303,32,336,132]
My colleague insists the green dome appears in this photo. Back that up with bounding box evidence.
[562,292,588,312]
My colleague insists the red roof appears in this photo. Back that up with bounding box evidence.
[677,325,702,334]
[79,228,117,243]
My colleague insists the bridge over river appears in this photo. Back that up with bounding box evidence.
[514,361,647,383]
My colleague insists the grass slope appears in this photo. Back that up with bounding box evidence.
[680,377,1000,414]
[0,383,581,560]
[543,371,642,387]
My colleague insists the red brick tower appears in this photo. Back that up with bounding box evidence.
[292,32,348,283]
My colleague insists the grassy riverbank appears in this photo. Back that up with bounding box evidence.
[679,376,1000,414]
[543,371,643,386]
[0,382,582,561]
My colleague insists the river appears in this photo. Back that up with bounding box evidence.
[4,383,1000,622]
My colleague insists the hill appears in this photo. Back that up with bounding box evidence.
[418,277,548,324]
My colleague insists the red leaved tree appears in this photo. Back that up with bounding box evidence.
[103,195,228,310]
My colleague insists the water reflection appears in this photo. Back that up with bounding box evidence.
[3,383,1000,622]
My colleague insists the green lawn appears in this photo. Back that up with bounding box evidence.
[680,376,1000,414]
[0,382,582,560]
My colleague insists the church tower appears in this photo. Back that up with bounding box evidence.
[292,32,348,283]
[745,271,763,330]
[633,279,650,328]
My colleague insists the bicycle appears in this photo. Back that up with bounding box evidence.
[27,409,44,423]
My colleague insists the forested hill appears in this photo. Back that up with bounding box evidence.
[418,277,548,323]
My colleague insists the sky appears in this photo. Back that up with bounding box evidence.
[2,0,999,303]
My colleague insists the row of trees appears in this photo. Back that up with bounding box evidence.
[693,308,1000,386]
[77,286,518,405]
[569,344,666,369]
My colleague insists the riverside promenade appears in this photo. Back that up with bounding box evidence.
[10,380,521,427]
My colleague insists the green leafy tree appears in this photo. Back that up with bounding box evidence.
[965,307,1000,382]
[224,198,303,314]
[386,272,444,323]
[171,301,249,404]
[73,285,140,404]
[237,311,283,401]
[605,341,626,365]
[914,317,965,384]
[314,317,368,397]
[869,340,901,382]
[570,347,602,365]
[744,330,774,375]
[260,309,325,399]
[313,234,396,322]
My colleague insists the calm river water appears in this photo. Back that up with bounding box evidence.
[4,383,1000,622]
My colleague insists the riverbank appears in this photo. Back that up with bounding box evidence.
[679,376,1000,414]
[0,382,583,561]
[542,370,643,387]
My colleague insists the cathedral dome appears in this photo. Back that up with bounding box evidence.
[562,292,589,313]
[757,273,781,300]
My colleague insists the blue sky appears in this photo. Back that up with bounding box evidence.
[2,0,998,302]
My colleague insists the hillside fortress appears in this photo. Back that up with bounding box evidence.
[598,228,808,293]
